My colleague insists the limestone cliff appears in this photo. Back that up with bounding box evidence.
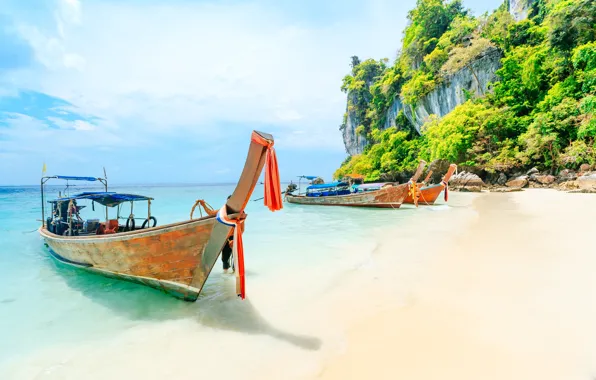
[341,92,368,155]
[342,46,502,155]
[400,46,502,132]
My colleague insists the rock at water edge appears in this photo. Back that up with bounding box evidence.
[450,171,485,192]
[577,172,596,191]
[533,175,556,185]
[506,175,529,188]
[558,181,579,191]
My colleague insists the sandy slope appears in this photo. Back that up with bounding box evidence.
[319,190,596,380]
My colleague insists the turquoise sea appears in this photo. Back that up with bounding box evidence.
[0,183,470,379]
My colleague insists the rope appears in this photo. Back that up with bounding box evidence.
[253,190,287,202]
[407,179,419,207]
[190,199,216,219]
[67,199,75,232]
[418,186,431,206]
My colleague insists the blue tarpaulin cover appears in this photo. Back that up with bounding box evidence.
[356,183,390,190]
[55,175,99,182]
[299,176,318,180]
[306,182,348,190]
[49,192,153,207]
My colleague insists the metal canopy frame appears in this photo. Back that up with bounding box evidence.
[40,174,108,228]
[297,175,318,196]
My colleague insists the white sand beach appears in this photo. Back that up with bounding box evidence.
[319,190,596,380]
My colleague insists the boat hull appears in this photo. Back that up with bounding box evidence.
[285,183,408,208]
[40,217,229,301]
[403,183,444,205]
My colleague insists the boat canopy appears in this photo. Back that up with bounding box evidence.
[53,175,100,182]
[49,192,154,207]
[299,175,318,180]
[306,181,348,190]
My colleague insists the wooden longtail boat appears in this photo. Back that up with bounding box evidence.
[284,160,426,208]
[404,163,457,205]
[39,131,282,301]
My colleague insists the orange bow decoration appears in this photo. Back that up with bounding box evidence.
[251,132,283,212]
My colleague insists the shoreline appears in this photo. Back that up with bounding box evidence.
[447,167,596,194]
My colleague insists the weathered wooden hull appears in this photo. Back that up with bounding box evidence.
[285,183,409,208]
[40,216,229,301]
[403,183,444,205]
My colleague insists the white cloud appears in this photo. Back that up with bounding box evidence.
[55,0,82,38]
[72,119,94,131]
[46,117,96,131]
[11,0,409,150]
[0,114,128,170]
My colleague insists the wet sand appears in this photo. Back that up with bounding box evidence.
[319,190,596,380]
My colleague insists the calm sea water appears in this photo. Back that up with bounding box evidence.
[0,183,468,378]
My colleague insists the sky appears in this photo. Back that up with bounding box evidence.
[0,0,502,185]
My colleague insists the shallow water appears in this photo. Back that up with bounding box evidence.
[0,183,469,379]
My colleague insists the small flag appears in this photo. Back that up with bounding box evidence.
[42,162,47,176]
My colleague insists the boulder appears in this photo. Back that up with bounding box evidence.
[577,171,596,191]
[558,169,577,182]
[506,175,529,188]
[558,180,579,191]
[497,172,508,186]
[533,174,556,185]
[579,164,592,173]
[526,167,539,176]
[450,171,484,192]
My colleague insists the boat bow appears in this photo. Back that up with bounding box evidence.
[191,131,282,299]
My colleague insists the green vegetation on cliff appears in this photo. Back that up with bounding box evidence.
[336,0,596,181]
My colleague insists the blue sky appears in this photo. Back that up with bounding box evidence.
[0,0,502,185]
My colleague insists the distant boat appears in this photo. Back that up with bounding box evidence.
[404,164,457,205]
[39,131,282,301]
[284,161,426,208]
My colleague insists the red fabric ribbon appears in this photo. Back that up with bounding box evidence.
[233,222,245,299]
[251,132,283,212]
[217,206,246,299]
[442,180,449,202]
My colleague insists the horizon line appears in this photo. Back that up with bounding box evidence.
[0,180,297,187]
